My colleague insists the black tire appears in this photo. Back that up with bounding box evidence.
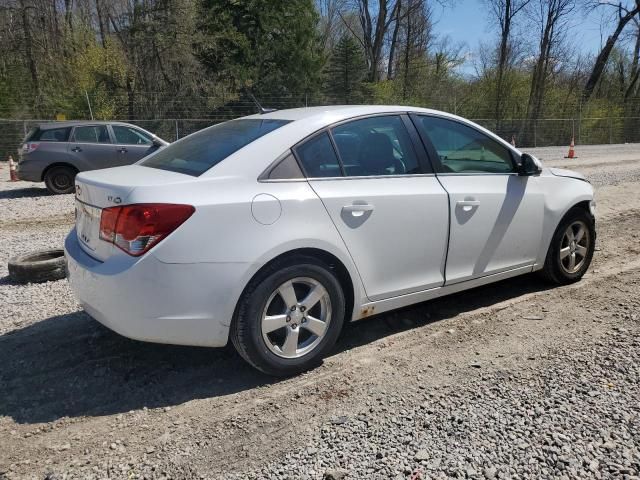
[231,256,346,376]
[8,249,67,284]
[539,206,595,285]
[44,165,77,195]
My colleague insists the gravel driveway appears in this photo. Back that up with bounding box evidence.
[1,143,639,480]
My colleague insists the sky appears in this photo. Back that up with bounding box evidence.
[434,0,617,74]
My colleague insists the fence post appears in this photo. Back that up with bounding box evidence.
[534,120,537,148]
[175,120,179,141]
[609,118,612,144]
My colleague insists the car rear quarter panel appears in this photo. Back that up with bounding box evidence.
[126,177,366,322]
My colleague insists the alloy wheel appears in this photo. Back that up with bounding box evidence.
[559,220,590,274]
[261,277,332,359]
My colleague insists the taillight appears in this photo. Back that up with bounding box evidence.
[99,204,195,256]
[22,142,39,153]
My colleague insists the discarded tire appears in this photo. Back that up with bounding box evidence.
[8,249,66,283]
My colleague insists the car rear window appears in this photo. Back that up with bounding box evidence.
[26,127,72,142]
[139,119,291,176]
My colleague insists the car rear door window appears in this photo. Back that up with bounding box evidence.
[112,125,152,145]
[415,116,514,174]
[73,125,111,144]
[331,116,421,177]
[294,132,342,178]
[140,119,289,176]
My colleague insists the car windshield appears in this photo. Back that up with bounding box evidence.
[139,119,290,176]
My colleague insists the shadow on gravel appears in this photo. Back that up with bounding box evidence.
[0,274,553,424]
[0,186,53,200]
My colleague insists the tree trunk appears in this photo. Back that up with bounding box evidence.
[582,2,640,102]
[494,0,512,131]
[387,0,401,79]
[96,0,108,48]
[19,0,39,96]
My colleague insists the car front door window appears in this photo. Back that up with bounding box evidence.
[113,125,152,145]
[416,116,514,174]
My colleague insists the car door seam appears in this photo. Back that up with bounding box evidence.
[304,179,372,302]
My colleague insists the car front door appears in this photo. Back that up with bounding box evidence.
[411,114,544,285]
[296,114,450,302]
[68,125,116,170]
[110,124,158,164]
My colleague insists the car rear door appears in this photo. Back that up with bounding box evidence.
[411,114,544,285]
[68,125,117,170]
[297,114,449,302]
[110,124,158,164]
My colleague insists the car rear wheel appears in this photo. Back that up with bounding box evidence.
[44,165,76,195]
[231,256,345,376]
[540,206,595,285]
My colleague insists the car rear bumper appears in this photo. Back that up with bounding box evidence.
[16,160,42,182]
[64,229,250,347]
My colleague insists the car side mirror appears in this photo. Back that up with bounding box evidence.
[517,153,542,176]
[152,137,164,147]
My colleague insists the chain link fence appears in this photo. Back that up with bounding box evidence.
[1,114,639,161]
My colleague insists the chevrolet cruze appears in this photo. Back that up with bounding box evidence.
[65,106,596,375]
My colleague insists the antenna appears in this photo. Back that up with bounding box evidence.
[247,92,277,114]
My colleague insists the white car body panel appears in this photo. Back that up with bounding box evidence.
[437,174,544,284]
[64,105,595,349]
[309,176,449,301]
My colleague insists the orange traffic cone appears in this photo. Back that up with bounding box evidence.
[8,155,18,181]
[511,135,516,147]
[564,137,577,159]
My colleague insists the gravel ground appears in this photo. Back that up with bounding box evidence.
[1,143,640,480]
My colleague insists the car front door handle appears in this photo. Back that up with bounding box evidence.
[118,148,127,154]
[71,147,82,152]
[342,203,374,216]
[457,199,480,211]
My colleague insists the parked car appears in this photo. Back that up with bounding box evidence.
[65,106,596,376]
[17,121,168,194]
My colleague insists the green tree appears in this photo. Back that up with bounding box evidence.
[196,0,323,103]
[324,34,368,103]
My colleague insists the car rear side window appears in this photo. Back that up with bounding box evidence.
[294,132,342,178]
[28,127,71,142]
[331,116,421,177]
[73,125,111,143]
[140,119,290,176]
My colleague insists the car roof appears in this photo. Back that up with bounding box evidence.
[37,120,140,130]
[244,105,450,123]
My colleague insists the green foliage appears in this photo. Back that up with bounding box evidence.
[323,35,368,103]
[196,0,324,102]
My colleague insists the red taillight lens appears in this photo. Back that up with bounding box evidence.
[22,142,39,153]
[99,204,195,256]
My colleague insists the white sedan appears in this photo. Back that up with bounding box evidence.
[65,106,596,375]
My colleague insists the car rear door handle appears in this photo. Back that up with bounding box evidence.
[118,147,127,154]
[71,147,82,152]
[342,203,374,216]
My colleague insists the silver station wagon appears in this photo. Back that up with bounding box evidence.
[17,121,168,194]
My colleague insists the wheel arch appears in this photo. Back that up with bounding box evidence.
[41,162,79,182]
[537,198,595,269]
[232,247,356,327]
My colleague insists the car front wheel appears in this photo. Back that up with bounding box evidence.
[540,206,595,284]
[231,256,346,376]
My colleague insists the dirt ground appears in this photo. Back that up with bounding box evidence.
[1,143,639,479]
